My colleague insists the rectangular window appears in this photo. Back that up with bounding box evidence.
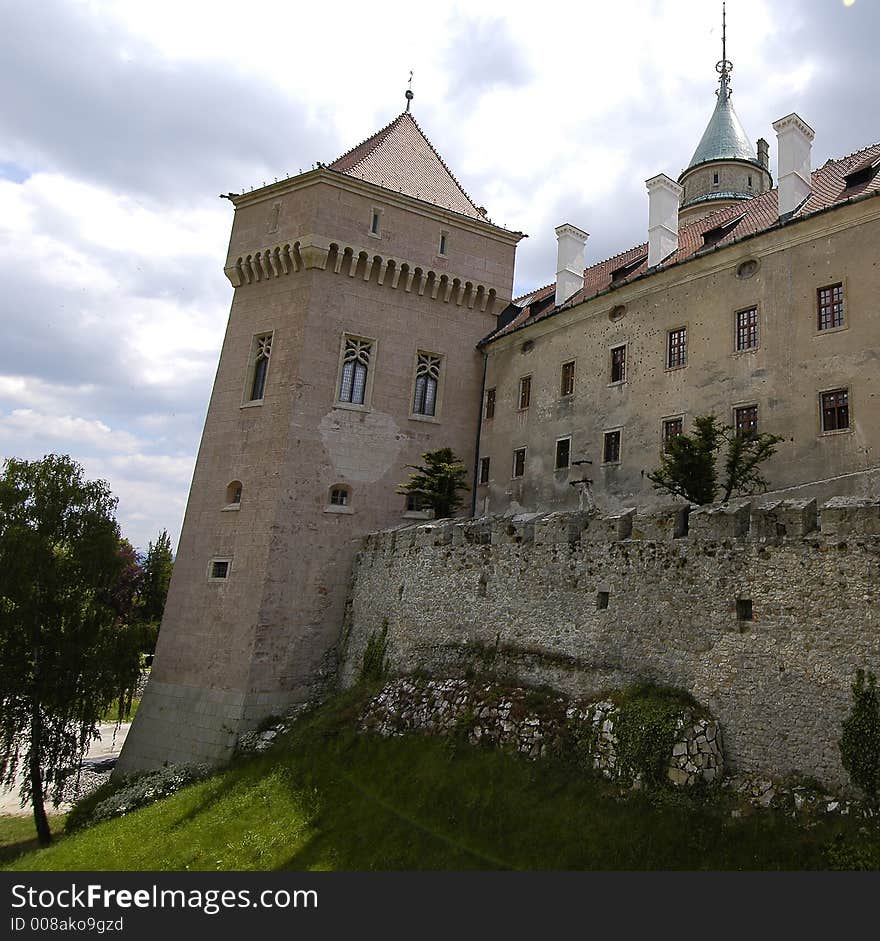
[246,333,273,403]
[479,457,491,485]
[405,493,427,512]
[662,417,683,451]
[817,283,844,330]
[821,388,849,432]
[736,307,759,351]
[603,430,621,464]
[610,345,626,383]
[485,388,496,420]
[370,210,380,235]
[667,327,687,369]
[518,376,531,410]
[439,232,448,256]
[512,447,526,479]
[734,405,758,437]
[555,437,571,470]
[412,352,442,417]
[560,361,575,397]
[210,559,230,580]
[338,336,373,406]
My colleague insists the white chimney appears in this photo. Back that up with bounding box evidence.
[773,113,815,218]
[554,223,589,306]
[646,174,683,268]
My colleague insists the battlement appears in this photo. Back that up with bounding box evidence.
[363,496,880,552]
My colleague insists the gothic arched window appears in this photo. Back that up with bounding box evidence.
[338,337,373,406]
[412,352,442,417]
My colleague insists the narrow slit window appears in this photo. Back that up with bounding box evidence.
[485,388,496,420]
[479,457,491,485]
[439,232,448,256]
[370,210,380,235]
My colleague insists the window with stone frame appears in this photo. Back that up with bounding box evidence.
[560,361,575,397]
[734,405,758,437]
[209,559,230,580]
[817,283,844,331]
[735,307,759,351]
[518,376,531,410]
[330,486,350,507]
[821,388,849,432]
[247,333,273,402]
[662,418,683,452]
[479,456,491,485]
[337,336,373,406]
[555,437,571,470]
[412,352,442,417]
[603,430,621,464]
[512,447,526,478]
[610,345,627,383]
[667,327,687,369]
[485,388,496,420]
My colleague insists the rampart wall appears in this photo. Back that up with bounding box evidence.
[340,497,880,788]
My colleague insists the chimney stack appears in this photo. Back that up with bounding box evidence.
[554,224,589,307]
[646,174,683,268]
[757,137,769,171]
[773,113,815,218]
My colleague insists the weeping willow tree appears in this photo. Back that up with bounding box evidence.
[0,454,141,844]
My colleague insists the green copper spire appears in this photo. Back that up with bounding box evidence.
[687,3,760,169]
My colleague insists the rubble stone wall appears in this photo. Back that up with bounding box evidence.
[340,497,880,788]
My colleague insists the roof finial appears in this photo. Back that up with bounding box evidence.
[715,2,733,99]
[405,70,414,112]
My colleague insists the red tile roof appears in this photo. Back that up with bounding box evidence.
[490,142,880,342]
[327,111,487,221]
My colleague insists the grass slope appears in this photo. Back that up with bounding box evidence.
[4,690,878,871]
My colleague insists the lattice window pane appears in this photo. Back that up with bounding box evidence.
[818,284,844,330]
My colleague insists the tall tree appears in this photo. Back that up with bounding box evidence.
[648,414,784,505]
[140,529,173,629]
[0,454,141,844]
[397,448,469,520]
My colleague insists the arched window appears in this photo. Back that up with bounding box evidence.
[225,481,242,506]
[247,333,272,402]
[338,337,372,406]
[412,352,442,417]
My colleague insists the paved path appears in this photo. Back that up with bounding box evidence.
[0,722,131,816]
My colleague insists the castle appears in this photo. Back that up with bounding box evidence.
[117,22,880,779]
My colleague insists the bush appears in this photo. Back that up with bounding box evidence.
[839,669,880,807]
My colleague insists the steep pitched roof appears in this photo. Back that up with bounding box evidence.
[488,141,880,344]
[687,84,760,169]
[327,111,485,220]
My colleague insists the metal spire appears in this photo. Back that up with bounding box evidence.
[405,70,414,112]
[715,2,733,99]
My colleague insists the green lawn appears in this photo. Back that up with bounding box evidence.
[99,697,140,723]
[0,815,65,867]
[5,691,878,871]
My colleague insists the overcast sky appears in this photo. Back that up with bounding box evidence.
[0,0,876,550]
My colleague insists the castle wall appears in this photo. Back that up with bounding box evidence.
[477,199,880,519]
[340,500,880,788]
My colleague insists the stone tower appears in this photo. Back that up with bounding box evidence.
[678,5,772,223]
[117,108,523,773]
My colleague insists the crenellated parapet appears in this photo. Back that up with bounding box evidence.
[224,234,502,312]
[362,496,880,552]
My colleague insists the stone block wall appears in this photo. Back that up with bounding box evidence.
[340,497,880,789]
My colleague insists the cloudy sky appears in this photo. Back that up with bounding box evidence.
[1,0,876,550]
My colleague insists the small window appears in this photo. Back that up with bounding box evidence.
[821,389,849,432]
[246,333,273,402]
[736,599,753,622]
[439,232,448,256]
[485,388,496,420]
[603,430,621,464]
[555,437,571,470]
[405,493,428,513]
[518,376,531,410]
[735,307,759,351]
[330,486,349,506]
[817,283,844,330]
[209,559,230,580]
[713,172,719,185]
[337,336,373,406]
[596,591,610,610]
[479,457,491,485]
[512,447,526,479]
[370,210,380,235]
[610,345,626,383]
[225,481,242,506]
[748,175,753,188]
[734,405,758,437]
[662,418,683,451]
[667,327,687,369]
[560,361,575,397]
[412,352,442,417]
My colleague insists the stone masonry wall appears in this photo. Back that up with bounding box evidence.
[340,497,880,789]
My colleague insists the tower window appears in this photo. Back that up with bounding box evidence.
[209,559,230,580]
[713,171,719,185]
[412,352,443,417]
[610,345,627,383]
[337,336,373,406]
[479,457,490,485]
[821,389,849,432]
[817,283,844,330]
[555,437,571,470]
[748,175,753,188]
[439,232,448,256]
[667,327,687,369]
[225,481,242,506]
[370,210,380,235]
[245,333,273,403]
[603,430,621,464]
[518,376,531,410]
[736,307,759,351]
